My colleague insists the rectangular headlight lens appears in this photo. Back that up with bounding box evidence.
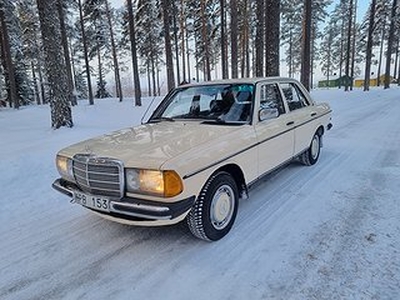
[125,169,183,197]
[56,155,73,181]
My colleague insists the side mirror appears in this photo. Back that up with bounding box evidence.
[259,108,279,122]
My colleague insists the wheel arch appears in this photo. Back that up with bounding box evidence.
[214,163,247,199]
[316,125,324,137]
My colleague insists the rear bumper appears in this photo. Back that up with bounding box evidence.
[52,178,196,225]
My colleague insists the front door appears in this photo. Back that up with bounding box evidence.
[254,82,295,177]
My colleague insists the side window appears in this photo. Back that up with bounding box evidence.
[260,84,285,115]
[280,83,310,111]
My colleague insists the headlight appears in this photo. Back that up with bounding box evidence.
[125,169,183,197]
[56,155,74,181]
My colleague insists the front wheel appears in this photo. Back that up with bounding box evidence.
[299,132,321,166]
[187,172,239,241]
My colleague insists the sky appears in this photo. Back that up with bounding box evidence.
[109,0,370,22]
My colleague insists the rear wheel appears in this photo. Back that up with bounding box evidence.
[187,172,239,241]
[300,132,321,166]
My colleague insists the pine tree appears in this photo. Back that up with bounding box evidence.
[364,0,377,91]
[0,0,19,108]
[77,0,94,104]
[230,0,238,78]
[126,0,142,105]
[16,0,44,105]
[300,0,312,90]
[384,0,398,89]
[36,0,73,128]
[220,0,228,79]
[135,0,163,95]
[74,68,88,99]
[1,0,33,107]
[105,1,123,101]
[374,0,391,86]
[265,0,280,76]
[161,0,175,90]
[57,0,77,105]
[281,0,303,77]
[254,0,265,77]
[320,21,337,85]
[83,0,112,99]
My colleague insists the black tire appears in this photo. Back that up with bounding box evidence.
[299,132,321,166]
[187,171,239,241]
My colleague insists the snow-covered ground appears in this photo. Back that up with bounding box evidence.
[1,87,399,300]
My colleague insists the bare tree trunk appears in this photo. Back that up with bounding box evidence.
[162,0,176,91]
[0,5,19,108]
[37,0,73,128]
[194,34,199,82]
[96,47,104,97]
[338,18,345,89]
[364,0,376,91]
[105,0,123,101]
[344,0,353,92]
[240,0,250,78]
[151,58,156,96]
[127,0,142,105]
[245,6,250,79]
[220,0,228,79]
[398,50,400,85]
[377,22,386,87]
[255,0,264,77]
[157,66,160,95]
[288,30,293,77]
[146,63,151,97]
[31,61,40,105]
[265,0,280,77]
[394,39,399,79]
[186,21,191,81]
[300,0,312,91]
[230,0,238,78]
[172,3,180,84]
[180,0,186,82]
[57,0,77,105]
[78,0,94,105]
[384,0,397,89]
[350,0,357,90]
[200,0,211,81]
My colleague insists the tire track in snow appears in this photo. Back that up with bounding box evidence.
[260,91,400,299]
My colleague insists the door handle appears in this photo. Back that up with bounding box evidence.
[286,121,294,126]
[311,112,317,117]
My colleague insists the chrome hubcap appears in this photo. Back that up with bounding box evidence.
[210,185,235,230]
[311,135,320,159]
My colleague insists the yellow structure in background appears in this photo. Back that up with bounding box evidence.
[354,75,394,88]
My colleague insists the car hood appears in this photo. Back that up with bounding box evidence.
[59,122,244,170]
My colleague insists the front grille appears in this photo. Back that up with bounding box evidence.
[72,154,124,198]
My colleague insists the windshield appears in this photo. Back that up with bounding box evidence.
[150,84,254,124]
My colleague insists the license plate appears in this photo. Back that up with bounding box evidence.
[74,192,110,212]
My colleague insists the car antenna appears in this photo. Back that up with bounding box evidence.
[141,81,165,125]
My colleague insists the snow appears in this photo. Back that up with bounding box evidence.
[1,87,400,299]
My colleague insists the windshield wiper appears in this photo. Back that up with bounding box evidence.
[201,118,246,126]
[148,117,175,123]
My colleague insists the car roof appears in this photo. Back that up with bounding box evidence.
[179,77,299,88]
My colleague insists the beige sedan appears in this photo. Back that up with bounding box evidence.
[53,77,332,241]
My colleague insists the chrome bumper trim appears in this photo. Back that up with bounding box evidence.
[52,178,195,222]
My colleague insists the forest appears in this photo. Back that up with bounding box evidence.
[0,0,399,128]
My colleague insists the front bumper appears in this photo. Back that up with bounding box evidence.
[52,178,196,225]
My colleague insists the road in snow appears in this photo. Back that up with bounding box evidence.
[1,88,399,299]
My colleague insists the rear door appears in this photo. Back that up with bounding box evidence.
[279,82,318,155]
